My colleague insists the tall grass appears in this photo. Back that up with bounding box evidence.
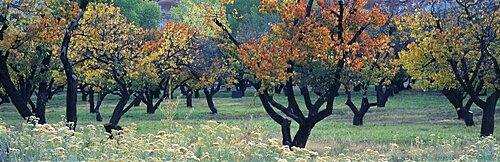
[0,117,498,161]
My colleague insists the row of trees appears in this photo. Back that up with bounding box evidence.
[0,0,497,148]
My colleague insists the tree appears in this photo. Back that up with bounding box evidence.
[342,34,397,126]
[236,0,388,148]
[74,2,145,130]
[0,0,79,123]
[190,45,236,114]
[225,0,280,96]
[60,0,91,129]
[170,0,239,113]
[137,24,196,114]
[342,3,414,126]
[400,0,499,136]
[74,2,196,129]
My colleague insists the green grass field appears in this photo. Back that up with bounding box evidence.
[0,88,499,153]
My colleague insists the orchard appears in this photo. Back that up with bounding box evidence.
[0,0,498,161]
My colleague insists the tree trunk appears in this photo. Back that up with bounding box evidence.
[375,85,390,107]
[194,90,200,98]
[134,98,140,106]
[460,109,474,126]
[480,92,498,137]
[353,114,364,126]
[146,101,155,114]
[239,86,247,96]
[144,91,155,114]
[204,88,217,114]
[459,99,474,126]
[153,89,160,99]
[0,81,32,119]
[480,105,495,136]
[89,88,95,113]
[281,120,292,146]
[353,84,362,92]
[291,124,313,148]
[0,56,33,119]
[35,49,51,124]
[81,88,87,101]
[180,86,193,107]
[236,82,247,96]
[442,89,463,119]
[346,92,373,126]
[94,92,107,122]
[35,81,49,124]
[186,92,192,107]
[442,89,474,126]
[109,95,130,127]
[94,92,106,122]
[60,0,90,130]
[274,84,283,94]
[64,66,78,129]
[107,95,141,132]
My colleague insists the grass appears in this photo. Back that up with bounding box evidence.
[0,88,499,153]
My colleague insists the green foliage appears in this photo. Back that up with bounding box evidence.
[225,0,279,41]
[114,0,163,28]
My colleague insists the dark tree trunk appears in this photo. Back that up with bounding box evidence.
[442,89,475,126]
[274,84,284,94]
[480,92,498,137]
[255,81,339,148]
[202,82,221,114]
[153,89,160,99]
[89,88,95,113]
[204,89,218,114]
[292,124,313,148]
[48,84,65,100]
[0,55,33,119]
[48,92,54,100]
[34,51,51,124]
[235,81,248,96]
[146,101,155,114]
[134,99,140,106]
[35,82,49,124]
[346,88,376,126]
[186,92,193,107]
[375,85,391,107]
[180,85,193,107]
[109,95,129,126]
[480,106,495,137]
[257,91,293,146]
[461,99,474,126]
[353,84,362,92]
[240,88,246,96]
[94,92,106,122]
[62,47,78,129]
[194,90,200,98]
[352,103,371,126]
[280,119,292,146]
[60,0,89,130]
[81,87,87,101]
[108,95,141,132]
[141,88,171,114]
[141,91,156,114]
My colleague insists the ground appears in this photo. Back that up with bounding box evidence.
[0,88,499,154]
